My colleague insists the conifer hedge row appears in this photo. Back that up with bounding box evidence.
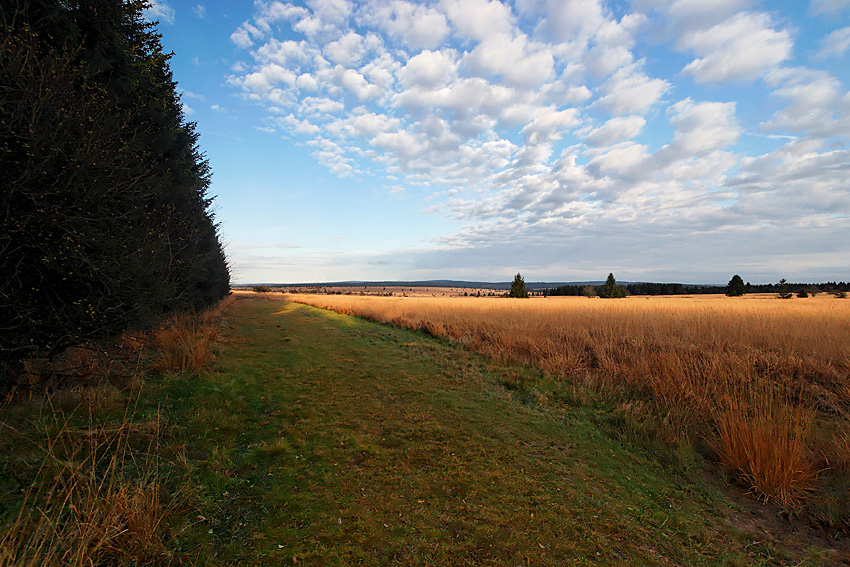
[0,0,230,378]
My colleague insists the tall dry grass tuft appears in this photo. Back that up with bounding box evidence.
[712,383,815,506]
[149,309,222,374]
[0,407,172,566]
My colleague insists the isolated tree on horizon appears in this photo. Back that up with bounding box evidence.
[778,279,793,299]
[726,274,746,297]
[599,273,626,298]
[509,273,529,298]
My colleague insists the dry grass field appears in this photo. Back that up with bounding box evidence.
[284,292,850,524]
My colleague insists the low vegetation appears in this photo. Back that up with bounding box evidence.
[2,295,848,564]
[284,292,850,526]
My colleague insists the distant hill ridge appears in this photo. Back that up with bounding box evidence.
[235,279,723,291]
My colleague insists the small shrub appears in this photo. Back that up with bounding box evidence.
[253,285,272,293]
[835,291,847,299]
[796,290,808,298]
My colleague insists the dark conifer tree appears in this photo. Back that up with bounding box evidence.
[599,273,626,298]
[0,0,229,377]
[726,274,745,296]
[509,273,529,298]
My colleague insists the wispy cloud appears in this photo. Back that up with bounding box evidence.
[816,26,850,59]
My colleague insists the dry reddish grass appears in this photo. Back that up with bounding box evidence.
[0,410,172,567]
[148,300,231,374]
[283,292,850,511]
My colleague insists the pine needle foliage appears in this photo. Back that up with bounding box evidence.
[0,0,230,382]
[508,273,529,298]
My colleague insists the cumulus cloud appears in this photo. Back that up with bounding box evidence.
[594,65,669,115]
[225,0,850,282]
[464,33,555,87]
[399,50,458,88]
[663,98,740,157]
[440,0,514,41]
[359,1,450,49]
[580,115,646,146]
[678,12,792,82]
[761,68,848,139]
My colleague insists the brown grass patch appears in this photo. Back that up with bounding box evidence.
[712,382,816,507]
[149,309,222,374]
[0,408,173,566]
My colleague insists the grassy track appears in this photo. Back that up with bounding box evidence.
[139,295,843,566]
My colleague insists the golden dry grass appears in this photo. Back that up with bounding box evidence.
[148,299,232,374]
[283,292,850,510]
[0,408,172,567]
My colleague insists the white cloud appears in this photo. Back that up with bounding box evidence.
[338,68,383,101]
[300,97,345,115]
[761,68,846,138]
[587,142,649,176]
[307,0,352,26]
[816,26,850,59]
[440,0,514,41]
[144,0,175,25]
[463,33,555,87]
[193,4,206,18]
[594,65,669,115]
[535,0,606,42]
[655,98,740,162]
[359,1,450,49]
[581,115,646,146]
[399,50,458,88]
[679,12,792,83]
[521,107,581,145]
[323,32,366,67]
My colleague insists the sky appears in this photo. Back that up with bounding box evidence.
[144,0,850,285]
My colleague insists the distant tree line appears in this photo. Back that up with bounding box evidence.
[739,282,849,293]
[543,278,849,297]
[543,281,722,297]
[1,0,229,379]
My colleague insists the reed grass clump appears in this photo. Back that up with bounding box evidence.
[149,309,223,374]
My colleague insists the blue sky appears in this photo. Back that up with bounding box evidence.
[145,0,850,284]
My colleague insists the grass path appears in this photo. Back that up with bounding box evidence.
[146,296,836,566]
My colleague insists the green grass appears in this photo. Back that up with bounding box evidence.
[2,296,847,565]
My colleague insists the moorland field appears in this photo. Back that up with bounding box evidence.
[285,292,850,523]
[2,292,849,566]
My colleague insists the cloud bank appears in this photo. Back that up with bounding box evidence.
[227,0,850,282]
